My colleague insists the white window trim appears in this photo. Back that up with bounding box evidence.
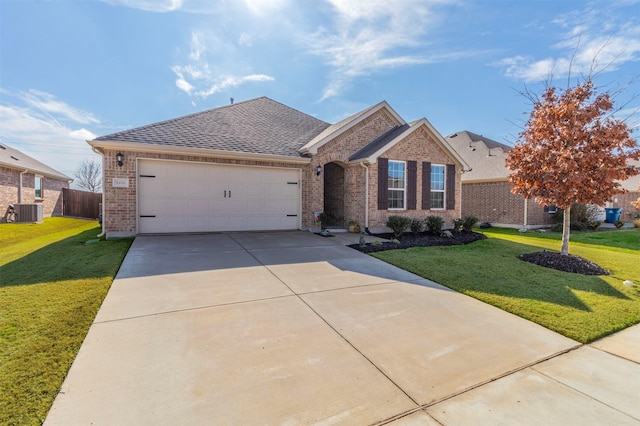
[34,175,44,200]
[388,160,406,210]
[430,164,445,210]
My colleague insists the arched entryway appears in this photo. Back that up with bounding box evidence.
[323,162,345,227]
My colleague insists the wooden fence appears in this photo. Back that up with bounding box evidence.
[62,188,101,219]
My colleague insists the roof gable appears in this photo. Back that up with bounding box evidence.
[350,119,470,170]
[445,131,512,182]
[298,101,405,155]
[92,97,330,158]
[0,142,71,181]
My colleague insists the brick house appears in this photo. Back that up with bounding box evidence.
[445,131,640,227]
[89,97,469,238]
[612,161,640,222]
[0,142,71,222]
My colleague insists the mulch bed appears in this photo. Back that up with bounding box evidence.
[348,231,487,254]
[518,251,610,275]
[349,230,609,276]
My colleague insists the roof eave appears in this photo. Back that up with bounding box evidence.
[363,119,472,171]
[88,140,311,165]
[299,101,406,156]
[0,161,72,181]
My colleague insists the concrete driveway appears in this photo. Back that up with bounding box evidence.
[45,231,640,425]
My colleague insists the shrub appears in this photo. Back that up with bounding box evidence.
[410,219,424,234]
[425,215,444,235]
[634,219,640,228]
[588,221,601,231]
[614,220,625,228]
[453,219,464,232]
[550,223,563,232]
[462,215,478,232]
[570,220,588,231]
[386,216,412,238]
[552,202,601,230]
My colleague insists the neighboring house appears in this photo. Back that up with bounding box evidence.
[89,97,469,238]
[445,131,554,228]
[445,131,640,227]
[0,142,72,222]
[611,159,640,221]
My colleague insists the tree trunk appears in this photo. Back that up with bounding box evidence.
[561,205,571,255]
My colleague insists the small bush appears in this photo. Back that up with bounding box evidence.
[410,219,424,234]
[614,220,625,228]
[552,202,601,230]
[570,220,588,231]
[386,216,412,238]
[462,215,478,232]
[634,219,640,228]
[453,219,464,232]
[425,215,444,235]
[588,221,601,230]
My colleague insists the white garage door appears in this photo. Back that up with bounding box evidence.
[138,160,301,233]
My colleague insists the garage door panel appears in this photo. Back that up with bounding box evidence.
[138,161,300,233]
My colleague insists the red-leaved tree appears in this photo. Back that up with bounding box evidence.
[506,79,640,255]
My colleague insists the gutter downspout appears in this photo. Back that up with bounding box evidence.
[360,162,371,234]
[523,198,528,229]
[19,169,28,203]
[92,146,106,238]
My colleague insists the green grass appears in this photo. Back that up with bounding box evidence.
[373,228,640,344]
[0,218,132,426]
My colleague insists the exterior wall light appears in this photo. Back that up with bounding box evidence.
[116,152,124,167]
[316,165,322,176]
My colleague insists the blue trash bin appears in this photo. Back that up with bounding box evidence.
[605,208,622,223]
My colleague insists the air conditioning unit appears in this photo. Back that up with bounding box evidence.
[15,203,43,223]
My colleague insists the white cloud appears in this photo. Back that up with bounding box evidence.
[0,89,101,178]
[196,74,275,97]
[307,0,457,100]
[243,0,288,16]
[238,33,254,47]
[172,30,275,99]
[498,6,640,82]
[19,89,100,125]
[101,0,183,13]
[189,31,205,61]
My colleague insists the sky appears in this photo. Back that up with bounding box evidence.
[1,0,640,189]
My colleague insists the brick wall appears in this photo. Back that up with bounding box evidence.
[612,191,640,221]
[1,166,68,221]
[462,180,554,227]
[368,126,462,229]
[302,108,399,228]
[303,110,464,230]
[0,166,19,220]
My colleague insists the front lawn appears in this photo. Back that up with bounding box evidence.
[0,218,132,425]
[373,228,640,343]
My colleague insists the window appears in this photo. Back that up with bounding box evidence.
[388,161,405,209]
[430,165,445,209]
[35,176,43,199]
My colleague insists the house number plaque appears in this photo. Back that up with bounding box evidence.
[112,178,129,188]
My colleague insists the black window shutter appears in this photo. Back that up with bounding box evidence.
[422,162,431,210]
[378,158,388,210]
[446,164,456,210]
[407,161,417,210]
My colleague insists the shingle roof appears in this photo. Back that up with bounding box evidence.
[445,131,512,182]
[0,142,71,181]
[348,124,410,161]
[94,97,330,158]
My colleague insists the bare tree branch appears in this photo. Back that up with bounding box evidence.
[74,159,102,193]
